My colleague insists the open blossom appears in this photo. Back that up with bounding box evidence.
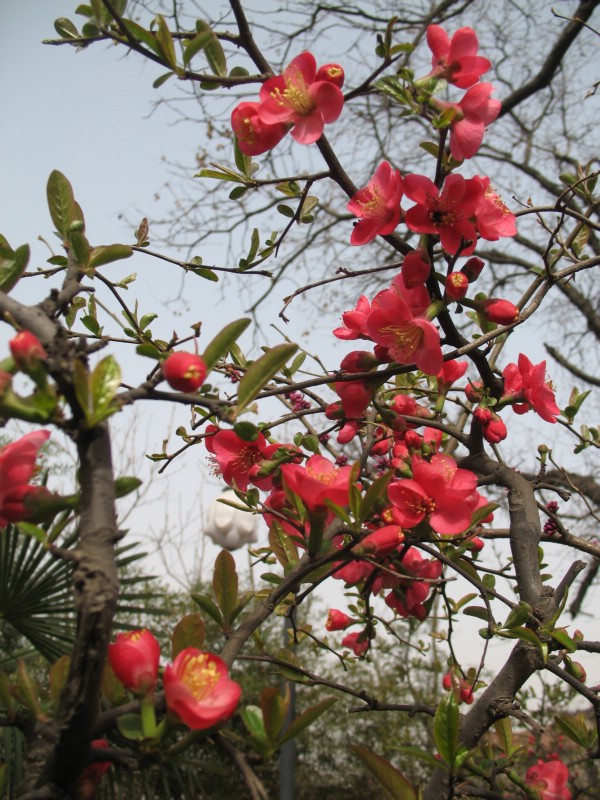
[404,173,481,256]
[471,176,517,240]
[258,52,344,145]
[426,25,491,88]
[435,83,501,161]
[401,250,431,287]
[387,453,482,535]
[204,427,287,491]
[108,629,160,695]
[0,430,50,530]
[366,288,443,375]
[164,648,241,730]
[280,454,354,511]
[231,101,288,156]
[333,294,371,340]
[525,760,571,800]
[502,354,560,423]
[347,161,404,245]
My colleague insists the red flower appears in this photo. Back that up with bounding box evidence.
[333,295,372,340]
[231,101,288,156]
[472,177,517,240]
[365,289,443,375]
[204,427,277,491]
[435,84,501,161]
[461,256,485,283]
[384,547,443,620]
[341,630,369,657]
[76,740,111,800]
[163,648,241,730]
[525,760,571,800]
[258,52,344,145]
[325,609,352,631]
[436,359,468,393]
[352,525,405,557]
[280,454,353,511]
[426,25,491,88]
[502,354,560,423]
[401,250,431,287]
[108,629,160,695]
[404,173,481,256]
[9,331,47,371]
[316,63,345,87]
[387,453,482,535]
[162,352,207,392]
[347,161,404,245]
[0,430,50,529]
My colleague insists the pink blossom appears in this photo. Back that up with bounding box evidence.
[384,547,443,620]
[426,25,491,88]
[387,453,482,535]
[0,430,50,529]
[280,454,353,511]
[333,295,371,340]
[325,609,352,631]
[401,250,431,287]
[435,83,500,161]
[231,101,288,156]
[341,630,369,657]
[525,760,571,800]
[472,176,517,240]
[258,52,344,144]
[436,360,468,392]
[204,427,280,491]
[347,161,404,245]
[502,354,560,423]
[445,272,469,301]
[365,289,443,375]
[404,173,482,256]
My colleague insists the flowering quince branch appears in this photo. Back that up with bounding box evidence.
[2,5,600,800]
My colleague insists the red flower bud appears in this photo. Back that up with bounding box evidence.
[316,63,345,87]
[339,350,378,373]
[481,298,519,325]
[341,630,369,657]
[326,609,352,631]
[445,272,469,301]
[108,629,160,695]
[9,331,47,371]
[461,256,485,283]
[474,406,507,444]
[162,352,207,392]
[465,381,484,402]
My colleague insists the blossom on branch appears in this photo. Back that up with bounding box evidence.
[502,354,560,423]
[164,648,241,731]
[426,24,491,88]
[0,430,50,529]
[231,101,289,156]
[162,352,207,392]
[434,83,501,161]
[258,52,344,145]
[347,161,404,245]
[525,759,572,800]
[280,454,353,511]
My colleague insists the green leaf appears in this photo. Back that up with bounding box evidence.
[234,134,252,178]
[277,204,295,218]
[548,628,577,653]
[88,244,133,269]
[350,744,417,800]
[502,601,532,630]
[278,696,337,748]
[202,318,251,371]
[54,17,80,41]
[120,18,163,57]
[47,171,78,239]
[212,550,238,626]
[554,713,590,748]
[390,744,441,771]
[433,691,459,769]
[269,522,299,568]
[194,20,226,76]
[359,470,393,522]
[171,613,205,657]
[117,713,145,741]
[0,242,29,294]
[155,15,177,69]
[497,627,546,661]
[261,687,289,743]
[152,71,174,88]
[90,356,122,423]
[190,593,223,626]
[241,705,268,741]
[183,30,214,66]
[236,343,298,411]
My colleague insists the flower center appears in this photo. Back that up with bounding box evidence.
[271,70,315,116]
[382,323,422,357]
[181,654,219,700]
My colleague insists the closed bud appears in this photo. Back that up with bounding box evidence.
[461,256,485,283]
[162,352,207,392]
[401,250,430,287]
[445,272,469,301]
[325,609,352,631]
[316,63,345,87]
[9,331,47,372]
[481,298,519,325]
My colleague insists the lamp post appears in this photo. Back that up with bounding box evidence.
[204,489,258,550]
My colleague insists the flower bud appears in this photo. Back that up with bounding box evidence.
[481,298,519,325]
[465,381,484,402]
[9,331,47,371]
[401,250,430,287]
[325,609,352,631]
[461,256,485,283]
[162,352,207,392]
[108,629,160,695]
[445,272,469,301]
[316,63,345,87]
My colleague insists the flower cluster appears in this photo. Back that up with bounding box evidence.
[232,52,345,155]
[0,430,51,529]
